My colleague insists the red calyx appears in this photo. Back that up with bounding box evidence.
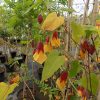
[87,45,95,55]
[38,14,43,24]
[37,42,44,53]
[46,36,50,44]
[81,40,95,55]
[53,31,58,39]
[60,71,68,83]
[77,86,88,98]
[81,40,89,52]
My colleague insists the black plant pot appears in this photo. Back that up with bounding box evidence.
[0,51,2,55]
[0,72,5,82]
[0,55,6,63]
[10,51,17,58]
[18,54,26,65]
[0,64,5,82]
[10,39,16,44]
[17,39,21,43]
[5,63,19,72]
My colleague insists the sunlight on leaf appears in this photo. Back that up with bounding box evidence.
[80,73,99,95]
[42,50,65,81]
[71,21,85,43]
[0,82,18,100]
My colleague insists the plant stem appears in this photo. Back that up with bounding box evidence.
[87,53,92,95]
[69,79,78,93]
[24,81,35,100]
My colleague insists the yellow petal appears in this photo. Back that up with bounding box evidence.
[11,74,20,84]
[41,12,64,31]
[33,51,47,64]
[51,38,60,47]
[56,78,66,91]
[0,82,18,100]
[33,52,39,60]
[44,44,52,53]
[79,50,85,59]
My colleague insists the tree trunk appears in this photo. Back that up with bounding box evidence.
[83,0,90,24]
[91,0,98,25]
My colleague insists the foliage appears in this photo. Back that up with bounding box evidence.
[69,60,82,78]
[71,21,85,43]
[80,73,99,95]
[0,82,18,100]
[0,0,100,99]
[42,50,65,81]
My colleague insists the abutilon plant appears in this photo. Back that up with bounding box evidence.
[80,40,95,55]
[51,31,60,47]
[33,42,47,64]
[44,36,52,53]
[77,86,88,100]
[56,71,68,91]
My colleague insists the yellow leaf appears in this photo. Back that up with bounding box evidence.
[0,82,18,100]
[41,12,64,31]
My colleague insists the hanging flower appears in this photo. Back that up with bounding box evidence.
[51,31,60,47]
[9,74,20,84]
[56,71,68,91]
[44,36,52,53]
[80,40,95,55]
[33,42,47,64]
[77,86,88,100]
[41,12,64,31]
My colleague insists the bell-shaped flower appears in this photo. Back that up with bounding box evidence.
[9,74,20,84]
[44,36,52,53]
[51,31,60,47]
[56,71,68,91]
[77,86,88,100]
[33,42,47,64]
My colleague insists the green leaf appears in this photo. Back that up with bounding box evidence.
[71,21,85,43]
[94,36,100,50]
[85,25,98,38]
[70,95,81,100]
[80,73,99,95]
[0,82,18,100]
[69,60,82,78]
[42,50,65,81]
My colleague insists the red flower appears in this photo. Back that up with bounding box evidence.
[37,42,44,53]
[46,36,50,44]
[33,42,47,64]
[44,36,52,53]
[80,40,95,55]
[52,31,58,39]
[60,71,68,82]
[51,31,60,47]
[77,86,88,100]
[56,71,68,91]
